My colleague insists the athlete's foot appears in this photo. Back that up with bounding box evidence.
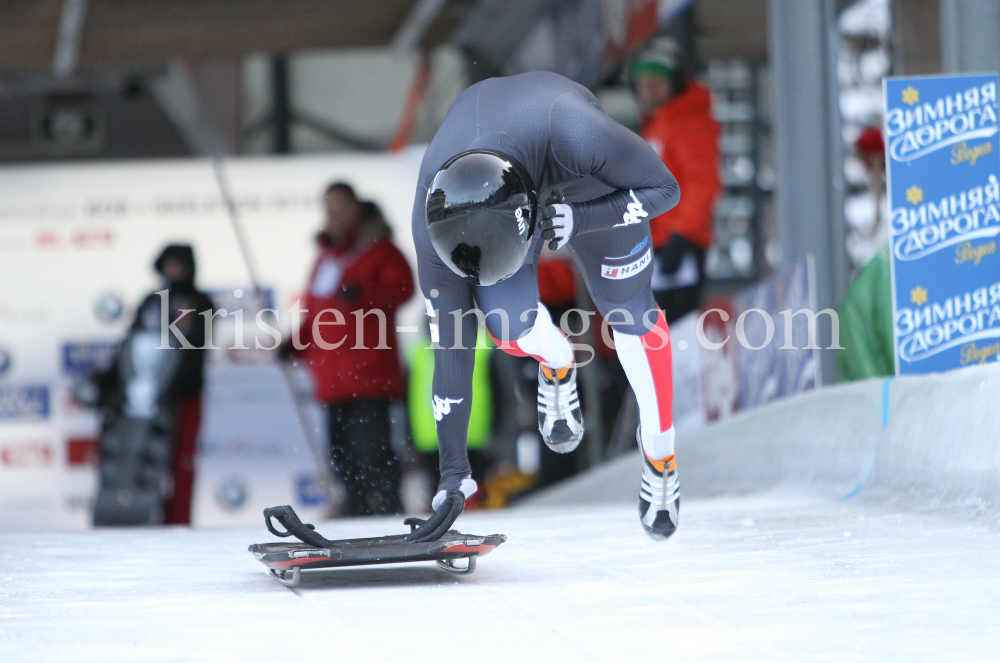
[537,363,584,453]
[637,427,680,540]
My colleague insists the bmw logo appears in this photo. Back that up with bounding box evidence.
[0,347,10,377]
[215,477,249,511]
[94,292,124,324]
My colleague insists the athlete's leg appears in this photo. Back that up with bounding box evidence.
[568,221,672,448]
[475,260,573,369]
[611,307,674,460]
[416,237,478,505]
[568,222,679,539]
[475,256,582,451]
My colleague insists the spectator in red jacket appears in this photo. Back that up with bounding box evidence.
[285,182,414,516]
[635,37,721,322]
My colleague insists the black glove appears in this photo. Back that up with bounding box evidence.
[340,283,360,303]
[403,490,465,542]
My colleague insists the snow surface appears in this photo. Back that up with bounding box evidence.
[5,367,999,661]
[3,498,1000,662]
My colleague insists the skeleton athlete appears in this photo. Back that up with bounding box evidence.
[413,71,681,539]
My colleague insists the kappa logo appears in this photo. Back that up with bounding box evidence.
[601,248,653,280]
[432,395,464,421]
[614,190,648,228]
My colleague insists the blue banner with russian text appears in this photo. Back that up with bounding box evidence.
[884,73,1000,375]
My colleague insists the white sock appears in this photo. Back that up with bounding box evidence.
[517,303,574,369]
[639,426,676,460]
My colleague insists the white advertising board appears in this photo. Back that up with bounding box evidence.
[0,149,425,530]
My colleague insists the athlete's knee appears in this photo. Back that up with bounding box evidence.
[482,315,505,344]
[481,306,535,343]
[492,303,574,368]
[600,306,656,337]
[487,328,522,356]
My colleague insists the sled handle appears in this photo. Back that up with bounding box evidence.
[404,490,464,543]
[263,505,333,548]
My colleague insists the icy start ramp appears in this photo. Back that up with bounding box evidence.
[2,502,1000,662]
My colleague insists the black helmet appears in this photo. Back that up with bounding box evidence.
[426,151,536,286]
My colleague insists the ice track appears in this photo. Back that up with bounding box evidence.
[2,499,1000,662]
[3,365,1000,661]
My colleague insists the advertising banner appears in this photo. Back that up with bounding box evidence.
[732,257,819,409]
[669,256,817,432]
[884,74,1000,375]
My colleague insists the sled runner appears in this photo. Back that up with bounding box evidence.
[250,496,505,587]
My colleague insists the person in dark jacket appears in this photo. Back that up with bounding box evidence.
[285,183,415,516]
[136,244,214,524]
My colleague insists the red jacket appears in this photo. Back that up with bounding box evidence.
[295,223,414,404]
[640,82,721,249]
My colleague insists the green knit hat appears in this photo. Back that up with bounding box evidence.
[633,37,678,81]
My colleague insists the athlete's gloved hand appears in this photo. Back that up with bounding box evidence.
[431,477,477,510]
[405,478,476,543]
[405,489,465,542]
[539,203,574,251]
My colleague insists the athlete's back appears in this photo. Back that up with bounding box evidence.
[414,71,678,239]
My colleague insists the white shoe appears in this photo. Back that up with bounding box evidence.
[537,364,584,453]
[637,427,679,540]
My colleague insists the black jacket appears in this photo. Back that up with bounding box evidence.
[133,283,214,399]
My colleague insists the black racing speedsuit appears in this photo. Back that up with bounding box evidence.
[412,71,680,492]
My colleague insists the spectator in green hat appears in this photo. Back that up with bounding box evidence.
[634,37,721,323]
